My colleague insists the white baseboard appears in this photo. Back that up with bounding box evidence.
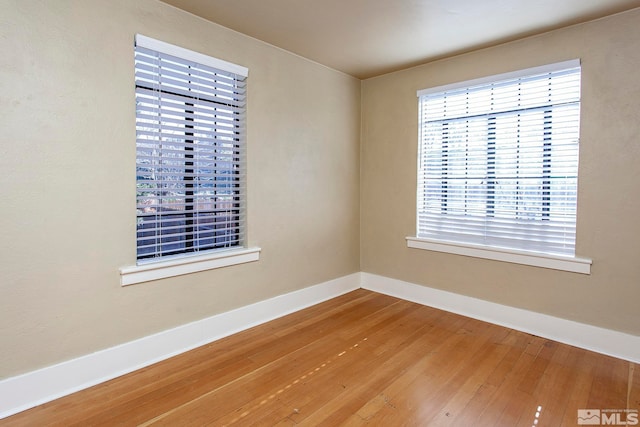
[3,271,638,420]
[0,273,361,419]
[361,272,640,364]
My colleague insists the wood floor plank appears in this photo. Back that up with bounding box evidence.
[468,336,557,426]
[449,330,533,426]
[267,289,377,337]
[420,328,513,426]
[107,295,392,426]
[118,293,392,425]
[158,304,442,424]
[299,313,477,425]
[381,321,507,425]
[530,345,586,425]
[286,309,470,425]
[630,362,640,410]
[1,290,636,427]
[587,353,631,411]
[505,341,573,426]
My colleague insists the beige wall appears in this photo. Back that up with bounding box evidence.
[1,0,638,381]
[361,9,640,335]
[0,0,361,378]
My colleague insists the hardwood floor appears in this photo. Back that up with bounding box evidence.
[2,289,638,426]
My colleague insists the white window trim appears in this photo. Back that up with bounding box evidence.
[415,59,584,260]
[120,247,261,286]
[406,237,591,274]
[134,34,250,265]
[416,59,579,97]
[135,34,248,77]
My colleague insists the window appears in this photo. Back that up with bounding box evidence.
[415,60,583,260]
[134,35,248,263]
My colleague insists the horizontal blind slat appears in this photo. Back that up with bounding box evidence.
[417,61,581,256]
[135,37,247,262]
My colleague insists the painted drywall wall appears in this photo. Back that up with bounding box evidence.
[0,0,360,378]
[361,8,640,335]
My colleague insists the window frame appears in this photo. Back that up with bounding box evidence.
[120,35,259,286]
[409,60,591,274]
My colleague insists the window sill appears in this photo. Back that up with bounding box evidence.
[406,237,591,274]
[119,247,261,286]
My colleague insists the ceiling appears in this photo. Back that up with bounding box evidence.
[160,0,640,79]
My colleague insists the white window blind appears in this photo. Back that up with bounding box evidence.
[417,60,581,256]
[134,35,248,262]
